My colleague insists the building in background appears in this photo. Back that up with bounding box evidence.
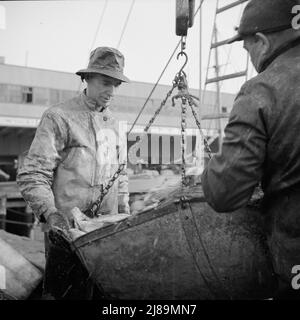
[0,58,236,237]
[0,58,235,180]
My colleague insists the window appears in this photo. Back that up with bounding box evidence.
[33,87,49,105]
[49,89,60,104]
[0,84,8,102]
[0,84,79,106]
[22,86,33,103]
[7,85,22,103]
[60,90,76,102]
[222,106,227,113]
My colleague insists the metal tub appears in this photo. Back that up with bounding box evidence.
[72,186,276,299]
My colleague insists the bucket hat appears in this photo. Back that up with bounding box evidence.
[76,47,130,82]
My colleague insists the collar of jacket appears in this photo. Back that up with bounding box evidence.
[80,89,107,113]
[259,37,300,73]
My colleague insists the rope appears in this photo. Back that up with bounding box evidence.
[77,0,109,92]
[127,0,205,136]
[90,0,109,53]
[189,201,231,299]
[116,0,136,50]
[178,199,216,298]
[127,43,181,136]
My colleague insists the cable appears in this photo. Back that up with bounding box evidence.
[90,0,109,56]
[117,0,136,50]
[127,43,180,136]
[77,0,109,92]
[128,0,205,136]
[90,0,109,53]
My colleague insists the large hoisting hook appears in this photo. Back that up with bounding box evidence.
[177,51,188,75]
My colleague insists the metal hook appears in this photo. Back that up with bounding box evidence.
[177,51,188,74]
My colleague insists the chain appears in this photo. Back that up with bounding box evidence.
[85,50,213,217]
[146,80,179,132]
[86,76,179,218]
[181,99,188,187]
[172,72,213,160]
[187,98,213,160]
[128,78,179,162]
[84,162,126,218]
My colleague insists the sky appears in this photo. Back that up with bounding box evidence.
[0,0,255,95]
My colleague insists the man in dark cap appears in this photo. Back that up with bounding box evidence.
[17,47,131,299]
[202,0,300,299]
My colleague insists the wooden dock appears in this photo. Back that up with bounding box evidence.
[0,181,33,237]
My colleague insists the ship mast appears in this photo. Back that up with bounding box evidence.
[202,0,249,151]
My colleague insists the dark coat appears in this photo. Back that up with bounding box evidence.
[202,41,300,290]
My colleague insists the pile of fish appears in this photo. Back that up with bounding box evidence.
[69,208,130,240]
[69,171,201,240]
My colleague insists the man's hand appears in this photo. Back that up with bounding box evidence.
[46,211,71,233]
[118,193,130,214]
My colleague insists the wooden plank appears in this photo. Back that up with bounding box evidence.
[0,197,6,230]
[0,182,22,199]
[217,0,248,14]
[211,38,233,49]
[6,201,27,208]
[206,71,247,84]
[0,231,43,299]
[201,113,230,120]
[0,230,45,272]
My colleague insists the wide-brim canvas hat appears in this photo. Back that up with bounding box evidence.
[76,47,130,83]
[227,0,298,44]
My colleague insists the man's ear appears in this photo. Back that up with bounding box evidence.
[255,32,271,55]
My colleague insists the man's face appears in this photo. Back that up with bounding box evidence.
[243,36,262,72]
[243,34,270,73]
[86,73,122,108]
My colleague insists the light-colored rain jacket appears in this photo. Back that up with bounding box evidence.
[17,90,129,226]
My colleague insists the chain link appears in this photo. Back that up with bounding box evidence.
[145,81,178,132]
[181,99,188,187]
[187,98,213,160]
[84,162,126,218]
[85,76,180,218]
[128,78,179,162]
[85,53,213,218]
[172,72,213,160]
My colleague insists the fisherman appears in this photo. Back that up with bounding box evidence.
[17,47,131,299]
[202,0,300,299]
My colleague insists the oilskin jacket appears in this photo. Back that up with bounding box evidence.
[202,41,300,289]
[17,90,129,227]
